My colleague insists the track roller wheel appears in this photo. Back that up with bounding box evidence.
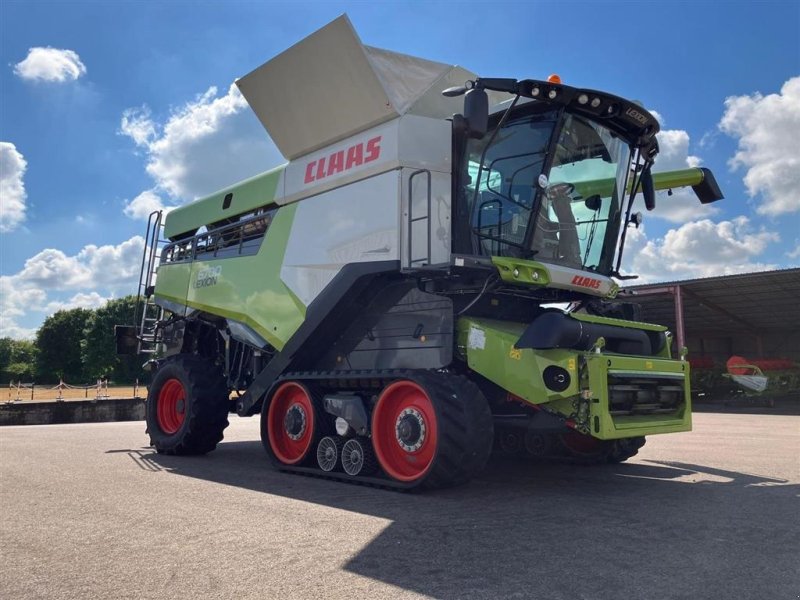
[341,438,376,476]
[262,381,321,466]
[498,429,524,455]
[524,431,554,459]
[146,355,230,455]
[371,373,493,489]
[316,436,344,472]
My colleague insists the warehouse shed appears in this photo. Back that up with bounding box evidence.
[627,268,800,363]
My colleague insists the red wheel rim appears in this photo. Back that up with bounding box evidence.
[267,382,316,465]
[157,378,186,434]
[372,380,438,482]
[561,431,603,455]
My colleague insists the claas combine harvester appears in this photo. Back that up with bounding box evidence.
[117,16,724,490]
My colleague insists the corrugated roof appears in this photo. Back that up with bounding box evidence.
[626,268,800,335]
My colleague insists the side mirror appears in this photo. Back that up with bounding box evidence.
[584,194,602,211]
[464,87,488,139]
[641,167,656,211]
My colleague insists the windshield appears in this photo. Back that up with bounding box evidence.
[532,114,631,273]
[462,109,631,275]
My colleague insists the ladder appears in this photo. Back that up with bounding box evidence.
[405,169,432,270]
[134,211,166,354]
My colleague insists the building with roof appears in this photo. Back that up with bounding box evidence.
[628,268,800,364]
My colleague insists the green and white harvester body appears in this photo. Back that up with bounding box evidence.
[118,16,723,489]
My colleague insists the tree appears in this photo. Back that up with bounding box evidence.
[0,338,37,383]
[35,308,91,383]
[0,338,12,383]
[81,296,144,383]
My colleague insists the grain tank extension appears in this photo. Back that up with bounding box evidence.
[117,16,724,489]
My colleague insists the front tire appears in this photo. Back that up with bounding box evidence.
[146,355,230,455]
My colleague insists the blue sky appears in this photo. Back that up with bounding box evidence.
[1,0,798,338]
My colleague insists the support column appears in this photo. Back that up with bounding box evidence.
[674,284,685,351]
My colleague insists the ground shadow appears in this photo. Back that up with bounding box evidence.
[113,440,799,600]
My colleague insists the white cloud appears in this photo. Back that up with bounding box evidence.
[44,292,108,313]
[0,279,47,340]
[654,130,701,171]
[120,106,157,147]
[3,236,143,294]
[0,323,37,340]
[0,236,145,339]
[13,47,87,83]
[649,110,664,126]
[719,76,800,216]
[787,241,800,261]
[649,127,719,223]
[124,189,176,220]
[626,217,779,282]
[119,84,280,218]
[0,142,28,232]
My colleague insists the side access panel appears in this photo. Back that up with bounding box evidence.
[314,282,453,370]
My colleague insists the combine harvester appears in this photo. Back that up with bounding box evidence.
[117,16,724,489]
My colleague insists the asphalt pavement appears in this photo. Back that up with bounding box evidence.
[1,413,798,600]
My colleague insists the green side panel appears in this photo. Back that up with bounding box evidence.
[457,318,580,404]
[154,262,192,308]
[457,317,692,439]
[163,165,285,239]
[155,203,303,350]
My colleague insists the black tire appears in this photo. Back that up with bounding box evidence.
[146,355,230,455]
[606,436,646,464]
[372,371,494,490]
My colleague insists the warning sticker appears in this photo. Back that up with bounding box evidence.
[468,326,486,350]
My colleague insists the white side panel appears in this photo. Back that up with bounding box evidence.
[280,114,452,206]
[282,120,401,204]
[397,115,452,173]
[281,171,401,307]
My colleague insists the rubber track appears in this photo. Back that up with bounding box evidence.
[262,370,494,491]
[148,355,230,455]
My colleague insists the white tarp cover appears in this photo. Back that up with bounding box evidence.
[236,15,474,160]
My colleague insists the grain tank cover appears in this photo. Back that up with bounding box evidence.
[236,15,475,160]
